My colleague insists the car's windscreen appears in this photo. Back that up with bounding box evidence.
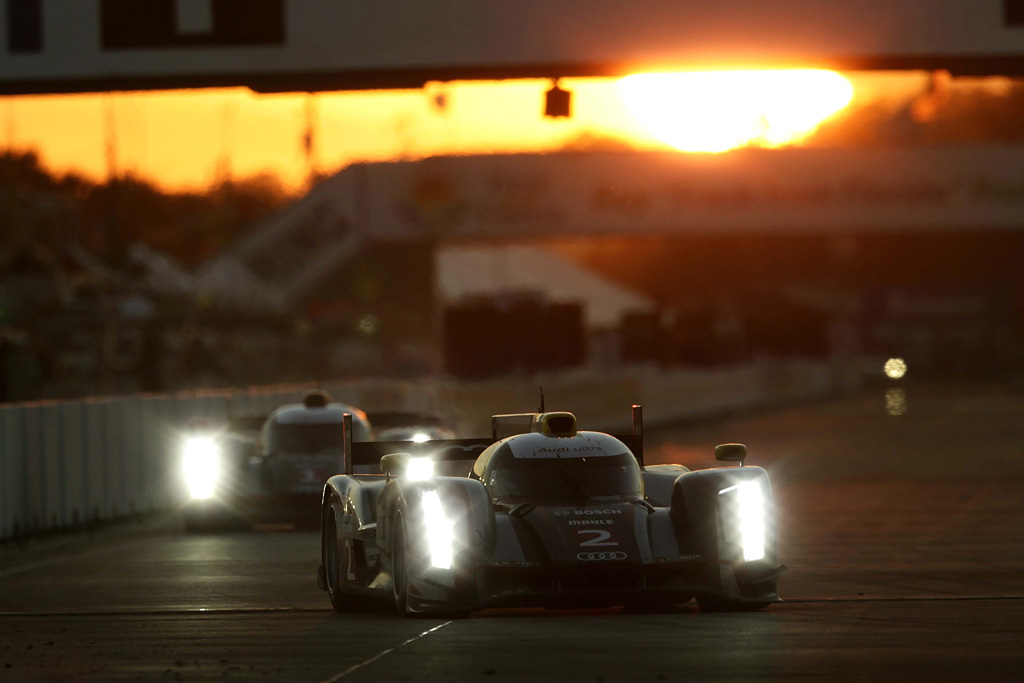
[267,423,344,453]
[487,453,642,501]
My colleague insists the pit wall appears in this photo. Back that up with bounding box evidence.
[0,360,856,540]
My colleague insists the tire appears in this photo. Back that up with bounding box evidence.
[391,509,410,615]
[325,507,374,612]
[325,513,346,611]
[697,595,771,613]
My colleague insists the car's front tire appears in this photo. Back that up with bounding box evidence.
[325,513,348,612]
[391,508,411,615]
[325,507,374,612]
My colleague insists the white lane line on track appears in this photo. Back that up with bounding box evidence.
[316,620,453,683]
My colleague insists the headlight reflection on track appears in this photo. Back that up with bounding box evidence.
[182,436,221,500]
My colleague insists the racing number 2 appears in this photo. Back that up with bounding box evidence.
[577,529,617,547]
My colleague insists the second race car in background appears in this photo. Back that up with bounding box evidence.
[180,394,459,531]
[181,391,372,531]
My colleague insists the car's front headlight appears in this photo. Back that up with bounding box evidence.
[420,490,454,570]
[719,481,766,562]
[182,436,221,500]
[406,457,435,481]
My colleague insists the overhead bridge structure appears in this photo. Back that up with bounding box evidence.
[3,0,1024,95]
[195,146,1024,311]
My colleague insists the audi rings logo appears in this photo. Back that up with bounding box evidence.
[577,551,627,561]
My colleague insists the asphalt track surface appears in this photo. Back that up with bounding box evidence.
[2,381,1023,681]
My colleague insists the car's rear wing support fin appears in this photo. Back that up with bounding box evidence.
[611,404,644,468]
[344,412,354,476]
[632,404,644,468]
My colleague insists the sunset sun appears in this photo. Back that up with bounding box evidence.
[618,70,854,153]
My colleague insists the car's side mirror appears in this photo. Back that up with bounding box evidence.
[380,453,412,477]
[715,443,747,466]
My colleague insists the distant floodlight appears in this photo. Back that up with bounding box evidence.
[884,358,907,380]
[545,80,572,118]
[357,314,379,335]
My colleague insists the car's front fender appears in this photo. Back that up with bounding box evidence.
[670,466,779,572]
[377,477,494,589]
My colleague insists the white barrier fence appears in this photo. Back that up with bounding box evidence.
[0,360,856,540]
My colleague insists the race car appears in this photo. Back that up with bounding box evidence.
[181,391,372,531]
[316,405,785,615]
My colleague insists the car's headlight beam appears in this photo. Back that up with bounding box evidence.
[406,457,435,481]
[719,481,766,562]
[182,436,221,500]
[420,490,454,570]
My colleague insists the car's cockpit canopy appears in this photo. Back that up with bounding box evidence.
[261,394,371,455]
[472,421,643,502]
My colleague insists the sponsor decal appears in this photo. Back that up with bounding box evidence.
[508,433,618,459]
[538,445,605,455]
[491,560,541,568]
[344,539,357,581]
[568,519,614,525]
[515,444,608,459]
[577,551,628,561]
[656,554,702,563]
[554,509,623,516]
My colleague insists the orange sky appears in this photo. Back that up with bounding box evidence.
[0,71,929,193]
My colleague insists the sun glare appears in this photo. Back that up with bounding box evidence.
[618,70,854,153]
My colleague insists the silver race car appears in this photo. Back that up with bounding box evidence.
[317,404,785,614]
[181,391,372,531]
